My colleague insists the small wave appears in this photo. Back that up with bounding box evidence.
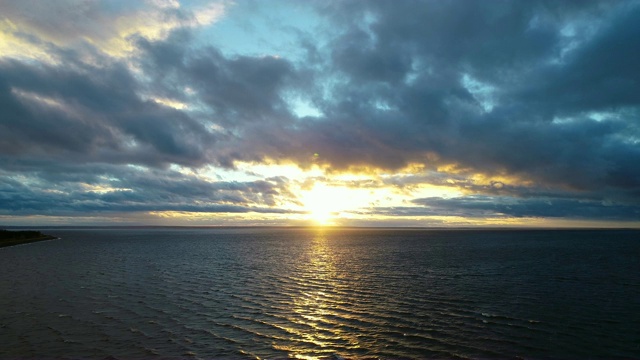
[144,348,159,355]
[480,312,522,322]
[128,327,151,338]
[99,356,120,360]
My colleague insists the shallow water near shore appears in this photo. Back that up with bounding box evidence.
[1,227,639,359]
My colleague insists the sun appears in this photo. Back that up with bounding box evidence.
[298,180,397,226]
[300,183,345,225]
[310,209,333,225]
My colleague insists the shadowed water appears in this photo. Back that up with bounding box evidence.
[1,228,639,359]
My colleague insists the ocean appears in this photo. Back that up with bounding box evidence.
[0,227,638,359]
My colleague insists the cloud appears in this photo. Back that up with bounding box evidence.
[279,0,640,203]
[0,53,223,167]
[514,2,640,114]
[0,162,299,216]
[409,195,640,221]
[0,0,226,60]
[0,0,638,224]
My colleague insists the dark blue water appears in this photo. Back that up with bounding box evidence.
[1,228,639,359]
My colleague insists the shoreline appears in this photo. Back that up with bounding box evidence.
[0,230,57,248]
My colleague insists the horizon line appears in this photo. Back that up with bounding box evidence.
[3,225,640,231]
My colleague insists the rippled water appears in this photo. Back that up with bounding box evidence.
[1,228,639,359]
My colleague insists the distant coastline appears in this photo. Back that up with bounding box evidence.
[0,229,57,248]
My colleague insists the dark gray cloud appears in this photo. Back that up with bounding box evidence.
[407,195,640,220]
[0,56,218,168]
[515,2,640,114]
[287,0,640,206]
[0,161,299,216]
[303,1,640,183]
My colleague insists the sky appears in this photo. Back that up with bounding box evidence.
[1,0,639,227]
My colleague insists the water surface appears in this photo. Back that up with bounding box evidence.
[1,228,638,358]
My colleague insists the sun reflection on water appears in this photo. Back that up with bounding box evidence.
[275,229,363,359]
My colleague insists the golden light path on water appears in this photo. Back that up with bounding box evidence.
[274,230,364,359]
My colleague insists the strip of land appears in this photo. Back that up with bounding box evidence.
[0,229,57,248]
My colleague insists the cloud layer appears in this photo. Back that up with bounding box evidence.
[0,0,639,225]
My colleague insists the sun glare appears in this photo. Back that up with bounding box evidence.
[300,183,351,225]
[295,173,463,226]
[300,184,337,225]
[310,209,332,225]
